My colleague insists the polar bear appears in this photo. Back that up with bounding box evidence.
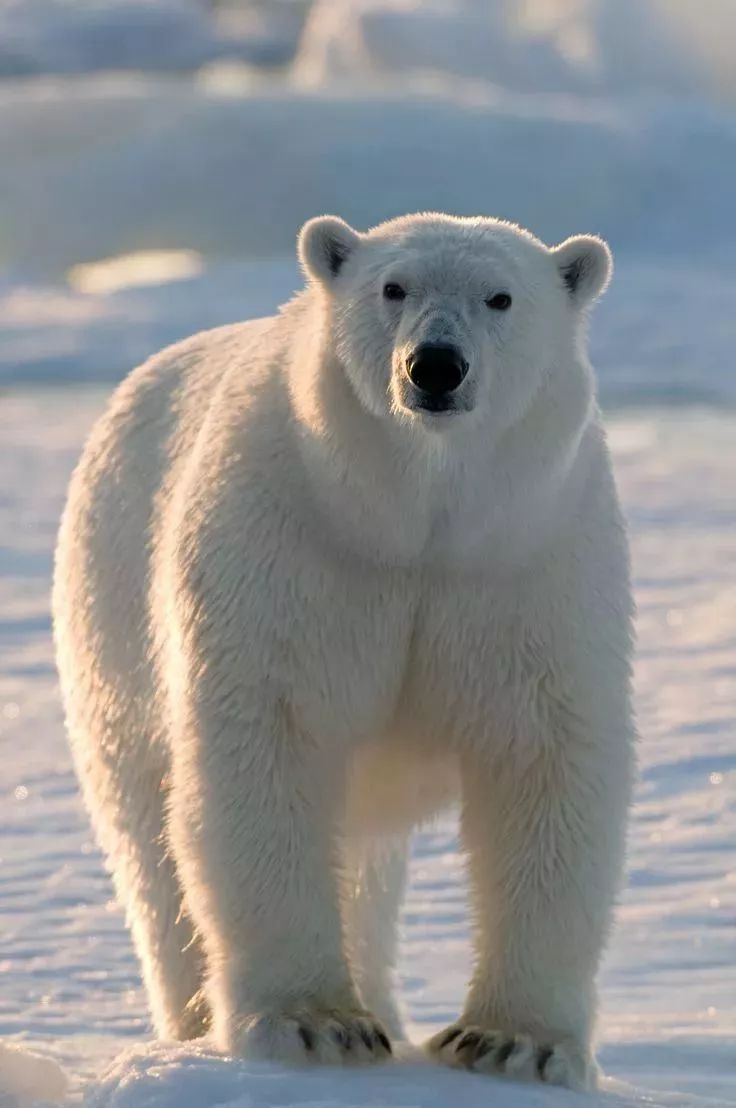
[53,212,635,1090]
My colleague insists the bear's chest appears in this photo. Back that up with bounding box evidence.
[289,558,416,744]
[290,543,554,753]
[396,570,557,751]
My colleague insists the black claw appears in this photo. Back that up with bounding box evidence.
[536,1045,554,1079]
[359,1026,375,1051]
[495,1038,516,1066]
[332,1026,351,1050]
[377,1030,392,1054]
[436,1026,462,1050]
[474,1034,497,1062]
[455,1030,483,1055]
[298,1025,316,1052]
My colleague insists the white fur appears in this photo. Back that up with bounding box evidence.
[53,213,635,1089]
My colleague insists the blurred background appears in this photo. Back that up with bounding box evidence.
[1,0,736,402]
[0,2,734,1102]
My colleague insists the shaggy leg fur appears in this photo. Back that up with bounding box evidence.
[72,738,208,1041]
[428,733,630,1091]
[343,838,408,1039]
[165,703,393,1063]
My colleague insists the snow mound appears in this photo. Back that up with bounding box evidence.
[0,1042,67,1108]
[82,1039,718,1108]
[0,0,303,78]
[4,79,736,282]
[293,0,731,100]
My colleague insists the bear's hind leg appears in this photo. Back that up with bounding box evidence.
[343,838,408,1040]
[118,817,209,1042]
[73,727,209,1041]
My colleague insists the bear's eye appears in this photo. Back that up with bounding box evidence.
[383,283,406,302]
[485,292,512,311]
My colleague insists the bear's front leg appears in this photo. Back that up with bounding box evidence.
[429,724,632,1090]
[167,695,392,1065]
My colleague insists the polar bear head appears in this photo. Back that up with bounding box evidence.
[298,212,611,442]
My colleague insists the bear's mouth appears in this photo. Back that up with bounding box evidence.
[393,373,475,421]
[413,393,459,415]
[399,384,474,419]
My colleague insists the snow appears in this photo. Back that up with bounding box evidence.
[81,1040,731,1108]
[0,1,735,1105]
[294,0,736,103]
[0,1042,67,1107]
[0,0,306,77]
[294,0,711,97]
[3,75,736,280]
[2,75,736,403]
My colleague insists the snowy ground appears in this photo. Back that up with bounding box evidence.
[0,1,735,1104]
[0,394,733,1105]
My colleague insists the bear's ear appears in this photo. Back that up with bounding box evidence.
[552,235,613,307]
[298,216,362,287]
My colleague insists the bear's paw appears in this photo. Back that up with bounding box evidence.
[229,1008,393,1067]
[426,1024,596,1090]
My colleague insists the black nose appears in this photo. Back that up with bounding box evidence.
[406,343,469,396]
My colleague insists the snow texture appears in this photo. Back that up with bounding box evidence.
[84,1040,730,1108]
[0,1042,67,1107]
